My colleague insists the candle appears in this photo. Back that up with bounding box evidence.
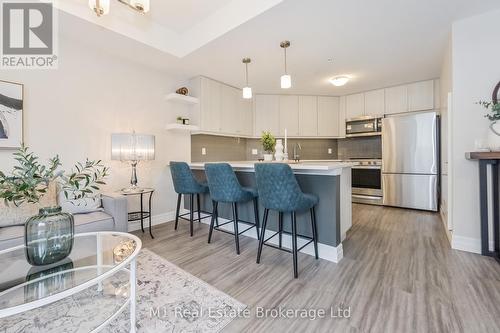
[284,128,288,154]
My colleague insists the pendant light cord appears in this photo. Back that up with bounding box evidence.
[245,62,249,86]
[284,47,288,74]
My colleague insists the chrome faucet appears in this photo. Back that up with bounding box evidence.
[293,143,302,162]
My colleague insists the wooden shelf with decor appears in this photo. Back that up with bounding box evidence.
[164,93,199,105]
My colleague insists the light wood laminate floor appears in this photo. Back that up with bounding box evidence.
[134,204,500,333]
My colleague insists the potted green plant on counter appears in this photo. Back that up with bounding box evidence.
[261,131,276,161]
[0,145,108,266]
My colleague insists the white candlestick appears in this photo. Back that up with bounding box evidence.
[284,128,288,153]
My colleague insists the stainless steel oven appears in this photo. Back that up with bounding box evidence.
[351,159,383,205]
[346,116,383,138]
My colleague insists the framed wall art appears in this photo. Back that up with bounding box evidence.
[0,80,23,149]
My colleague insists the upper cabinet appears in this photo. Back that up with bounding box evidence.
[346,93,365,119]
[364,89,385,116]
[407,80,434,112]
[190,76,253,136]
[255,95,280,136]
[299,96,318,136]
[317,96,340,137]
[385,80,435,114]
[279,95,299,136]
[385,85,408,115]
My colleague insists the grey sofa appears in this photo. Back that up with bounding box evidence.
[0,194,128,251]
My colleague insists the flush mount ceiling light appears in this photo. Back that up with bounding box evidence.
[89,0,150,17]
[242,58,252,99]
[280,40,292,89]
[329,76,350,87]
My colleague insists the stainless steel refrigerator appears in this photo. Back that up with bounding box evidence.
[382,111,439,211]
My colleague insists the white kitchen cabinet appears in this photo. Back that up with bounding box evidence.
[317,96,340,137]
[200,77,222,132]
[407,80,434,112]
[238,97,253,135]
[279,95,299,136]
[298,96,318,136]
[255,95,280,136]
[346,93,365,119]
[364,89,385,116]
[220,84,239,134]
[385,85,408,115]
[339,96,346,137]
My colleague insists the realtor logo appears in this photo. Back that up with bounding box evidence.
[1,1,58,69]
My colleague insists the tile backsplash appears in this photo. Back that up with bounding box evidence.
[191,134,381,162]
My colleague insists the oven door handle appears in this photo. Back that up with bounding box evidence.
[352,166,382,170]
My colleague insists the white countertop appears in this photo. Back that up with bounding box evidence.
[188,160,355,176]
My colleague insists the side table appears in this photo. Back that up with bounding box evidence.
[120,188,155,239]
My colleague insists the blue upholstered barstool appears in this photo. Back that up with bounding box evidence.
[170,161,211,237]
[255,163,319,278]
[205,163,260,255]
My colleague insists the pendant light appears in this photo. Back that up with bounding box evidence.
[242,58,252,99]
[280,40,291,89]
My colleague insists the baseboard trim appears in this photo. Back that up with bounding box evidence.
[451,235,494,254]
[199,214,343,263]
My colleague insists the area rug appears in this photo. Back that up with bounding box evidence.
[1,249,246,333]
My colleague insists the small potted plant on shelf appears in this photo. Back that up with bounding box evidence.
[261,131,276,161]
[0,145,108,266]
[478,100,500,151]
[176,116,183,124]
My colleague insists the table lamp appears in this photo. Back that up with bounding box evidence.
[111,132,155,192]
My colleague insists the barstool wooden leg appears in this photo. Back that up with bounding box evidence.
[253,198,260,240]
[189,194,194,237]
[311,207,319,260]
[291,211,298,278]
[257,208,269,263]
[278,212,283,249]
[197,194,202,223]
[208,201,217,243]
[174,193,181,230]
[232,203,240,255]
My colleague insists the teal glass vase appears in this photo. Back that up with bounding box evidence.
[24,206,75,266]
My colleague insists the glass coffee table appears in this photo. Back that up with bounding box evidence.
[0,232,142,332]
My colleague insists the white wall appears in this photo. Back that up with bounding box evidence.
[439,36,452,239]
[0,21,192,225]
[450,9,500,252]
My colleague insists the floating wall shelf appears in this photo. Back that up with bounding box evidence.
[164,93,199,105]
[165,123,200,132]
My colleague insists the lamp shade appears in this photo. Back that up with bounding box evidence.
[243,87,252,99]
[111,133,155,161]
[281,75,292,89]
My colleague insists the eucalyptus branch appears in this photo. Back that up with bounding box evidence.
[59,159,109,200]
[0,145,61,206]
[477,100,500,122]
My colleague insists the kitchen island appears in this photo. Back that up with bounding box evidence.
[187,161,354,262]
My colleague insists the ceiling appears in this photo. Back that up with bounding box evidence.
[56,0,500,95]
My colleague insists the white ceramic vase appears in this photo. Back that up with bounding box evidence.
[274,139,284,161]
[263,154,273,161]
[488,121,500,151]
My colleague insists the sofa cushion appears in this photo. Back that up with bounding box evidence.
[0,225,24,242]
[0,212,114,249]
[0,183,57,228]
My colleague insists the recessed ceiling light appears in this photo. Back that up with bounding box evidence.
[329,76,350,87]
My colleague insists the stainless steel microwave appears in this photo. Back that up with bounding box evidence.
[345,116,383,137]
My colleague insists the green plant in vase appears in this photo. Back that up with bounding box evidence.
[0,145,108,266]
[260,131,276,161]
[478,100,500,151]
